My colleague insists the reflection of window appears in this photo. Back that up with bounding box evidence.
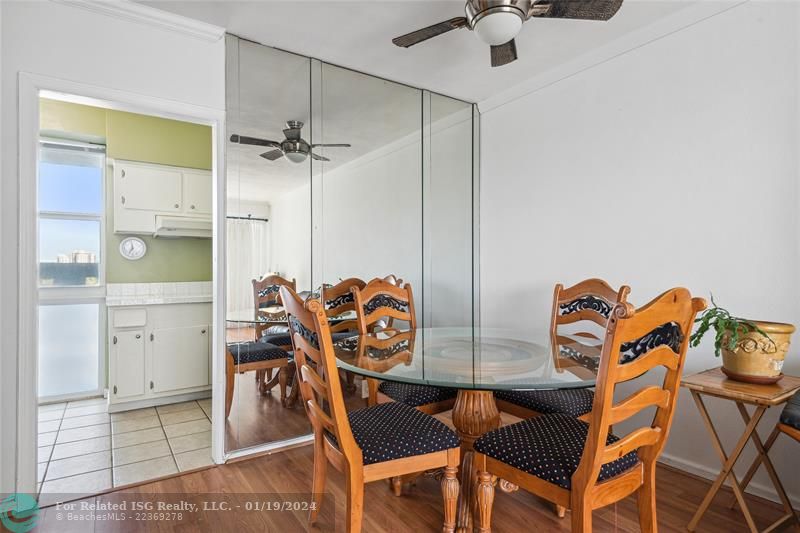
[38,141,105,287]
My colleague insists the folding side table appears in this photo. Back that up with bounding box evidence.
[682,367,800,533]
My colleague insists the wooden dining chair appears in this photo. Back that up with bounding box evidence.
[321,277,367,394]
[351,278,457,414]
[474,288,706,532]
[280,285,461,533]
[495,278,631,420]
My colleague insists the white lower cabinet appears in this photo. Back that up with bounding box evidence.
[111,330,146,399]
[108,303,211,410]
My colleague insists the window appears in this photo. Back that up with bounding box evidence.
[38,140,105,287]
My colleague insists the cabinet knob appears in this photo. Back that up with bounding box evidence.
[135,334,141,339]
[113,336,118,344]
[113,385,118,394]
[190,205,196,210]
[121,170,126,178]
[120,196,126,205]
[201,329,206,334]
[174,203,180,208]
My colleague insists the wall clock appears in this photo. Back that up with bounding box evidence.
[119,237,147,261]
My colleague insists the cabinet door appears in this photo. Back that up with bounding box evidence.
[151,325,210,392]
[118,162,182,213]
[111,330,146,399]
[182,170,212,216]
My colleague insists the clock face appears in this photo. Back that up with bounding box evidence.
[119,237,147,261]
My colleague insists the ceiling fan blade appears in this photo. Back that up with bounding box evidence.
[530,0,624,21]
[310,152,331,162]
[283,127,302,140]
[490,39,518,68]
[392,17,468,48]
[260,149,285,161]
[310,143,351,148]
[230,134,281,147]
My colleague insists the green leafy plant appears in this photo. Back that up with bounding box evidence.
[690,295,769,357]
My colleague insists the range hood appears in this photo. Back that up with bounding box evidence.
[153,215,212,239]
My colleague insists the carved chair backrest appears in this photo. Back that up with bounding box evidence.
[281,286,362,464]
[351,278,417,335]
[549,279,631,375]
[571,288,706,494]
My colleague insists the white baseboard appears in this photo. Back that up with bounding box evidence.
[659,452,800,511]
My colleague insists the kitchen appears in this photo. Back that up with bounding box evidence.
[36,96,216,500]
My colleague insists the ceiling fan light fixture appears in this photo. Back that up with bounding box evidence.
[472,10,523,46]
[284,151,308,164]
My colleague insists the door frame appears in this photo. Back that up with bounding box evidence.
[16,72,227,494]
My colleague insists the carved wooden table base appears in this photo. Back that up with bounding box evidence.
[451,390,501,533]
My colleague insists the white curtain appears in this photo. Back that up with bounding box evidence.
[226,219,271,314]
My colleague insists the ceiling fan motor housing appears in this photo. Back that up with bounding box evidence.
[465,0,531,28]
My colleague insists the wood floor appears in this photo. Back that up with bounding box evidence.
[35,440,791,532]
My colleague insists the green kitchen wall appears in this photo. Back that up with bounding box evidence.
[40,98,213,282]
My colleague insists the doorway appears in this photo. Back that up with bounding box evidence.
[17,77,226,503]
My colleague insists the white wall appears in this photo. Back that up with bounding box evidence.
[270,184,312,291]
[0,0,225,494]
[479,1,800,505]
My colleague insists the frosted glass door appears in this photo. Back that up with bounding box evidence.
[38,303,101,398]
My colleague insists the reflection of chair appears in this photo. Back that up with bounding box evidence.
[252,275,296,386]
[280,286,461,533]
[351,278,456,414]
[474,289,705,532]
[495,278,630,420]
[225,341,290,418]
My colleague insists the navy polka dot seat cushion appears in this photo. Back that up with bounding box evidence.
[228,342,289,365]
[494,389,595,417]
[326,402,460,464]
[474,413,639,490]
[780,391,800,431]
[378,381,457,407]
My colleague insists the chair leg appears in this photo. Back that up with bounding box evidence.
[475,469,494,533]
[637,461,658,533]
[556,505,566,518]
[266,368,274,382]
[279,368,288,406]
[570,500,592,533]
[391,477,402,496]
[441,454,459,533]
[367,378,379,406]
[225,355,235,419]
[309,436,327,526]
[346,467,364,533]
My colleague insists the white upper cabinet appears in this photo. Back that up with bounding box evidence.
[182,169,213,216]
[113,160,212,235]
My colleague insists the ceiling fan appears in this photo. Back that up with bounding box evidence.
[392,0,624,68]
[229,120,351,164]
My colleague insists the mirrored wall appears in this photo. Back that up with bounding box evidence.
[224,35,479,455]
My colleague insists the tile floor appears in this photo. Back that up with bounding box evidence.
[37,397,213,505]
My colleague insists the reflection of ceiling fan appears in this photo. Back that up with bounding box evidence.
[229,120,351,164]
[392,0,624,67]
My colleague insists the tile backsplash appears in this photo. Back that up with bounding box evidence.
[106,282,212,306]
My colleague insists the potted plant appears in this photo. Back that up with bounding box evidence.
[690,297,795,384]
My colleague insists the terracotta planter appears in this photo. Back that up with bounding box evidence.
[721,320,795,384]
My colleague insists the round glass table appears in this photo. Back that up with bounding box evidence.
[331,326,600,532]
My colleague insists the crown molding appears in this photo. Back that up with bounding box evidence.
[52,0,225,42]
[478,0,747,114]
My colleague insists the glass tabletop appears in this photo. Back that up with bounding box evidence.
[332,327,600,392]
